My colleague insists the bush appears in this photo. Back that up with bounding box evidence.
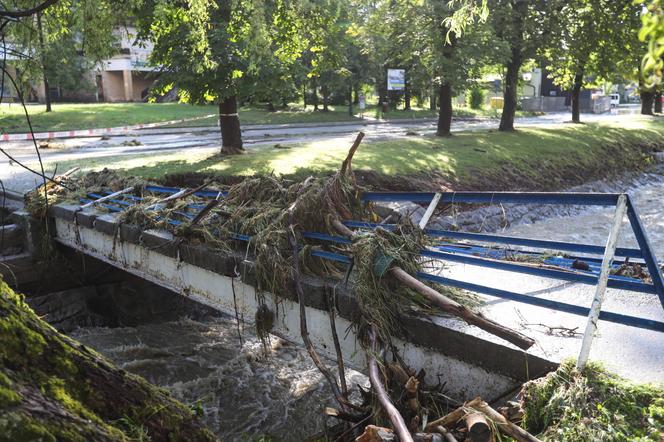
[466,87,486,109]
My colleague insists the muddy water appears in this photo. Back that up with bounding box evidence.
[502,167,664,260]
[71,318,364,440]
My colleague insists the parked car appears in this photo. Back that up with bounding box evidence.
[610,93,620,107]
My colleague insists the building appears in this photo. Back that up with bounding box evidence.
[1,27,158,104]
[521,68,611,114]
[97,27,158,102]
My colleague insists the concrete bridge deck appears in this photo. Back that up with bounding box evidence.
[38,202,557,402]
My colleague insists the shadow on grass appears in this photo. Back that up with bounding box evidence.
[76,118,664,191]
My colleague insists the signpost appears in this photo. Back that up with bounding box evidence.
[387,69,405,91]
[359,94,366,118]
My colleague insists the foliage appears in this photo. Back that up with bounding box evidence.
[541,0,641,92]
[6,0,120,100]
[132,0,309,106]
[639,0,664,87]
[466,86,485,109]
[522,360,664,441]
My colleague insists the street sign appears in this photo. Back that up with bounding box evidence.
[387,69,405,91]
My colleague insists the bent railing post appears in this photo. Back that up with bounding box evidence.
[577,194,627,370]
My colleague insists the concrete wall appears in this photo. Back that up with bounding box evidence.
[521,96,566,112]
[101,71,125,102]
[100,70,154,102]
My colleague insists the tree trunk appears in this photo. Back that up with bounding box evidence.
[267,101,276,112]
[302,83,307,108]
[430,83,437,110]
[37,12,52,112]
[436,82,452,137]
[437,32,456,136]
[312,77,319,111]
[219,96,243,154]
[405,79,411,110]
[500,55,521,131]
[322,85,329,112]
[655,92,662,113]
[0,281,215,441]
[641,90,655,115]
[571,71,583,123]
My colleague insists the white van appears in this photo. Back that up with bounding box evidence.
[610,93,620,107]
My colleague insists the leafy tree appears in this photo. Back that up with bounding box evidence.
[6,0,119,111]
[542,0,641,122]
[432,1,505,136]
[639,0,664,87]
[490,0,560,131]
[133,0,307,154]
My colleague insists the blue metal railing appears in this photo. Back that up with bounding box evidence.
[77,186,664,333]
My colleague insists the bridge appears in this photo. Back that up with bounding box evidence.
[2,185,663,401]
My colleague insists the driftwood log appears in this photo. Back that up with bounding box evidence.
[465,412,492,442]
[470,400,542,442]
[368,326,414,442]
[331,216,534,350]
[390,267,535,349]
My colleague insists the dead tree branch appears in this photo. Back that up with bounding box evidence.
[368,326,414,442]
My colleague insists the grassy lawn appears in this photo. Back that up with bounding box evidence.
[0,103,360,133]
[170,104,358,128]
[0,102,540,134]
[45,116,664,191]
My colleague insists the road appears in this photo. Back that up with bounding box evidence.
[0,106,643,193]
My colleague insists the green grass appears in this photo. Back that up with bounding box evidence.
[0,102,539,134]
[522,360,664,441]
[43,116,664,191]
[170,104,358,128]
[0,103,358,133]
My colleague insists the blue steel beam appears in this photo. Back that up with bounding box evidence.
[343,221,644,260]
[311,250,353,264]
[87,193,134,207]
[426,228,643,259]
[417,273,664,333]
[302,232,353,244]
[420,249,656,294]
[626,196,664,308]
[361,191,621,206]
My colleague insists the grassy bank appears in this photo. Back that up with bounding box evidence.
[47,116,664,191]
[0,103,358,133]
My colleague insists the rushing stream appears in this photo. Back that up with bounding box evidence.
[68,160,664,441]
[70,317,365,441]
